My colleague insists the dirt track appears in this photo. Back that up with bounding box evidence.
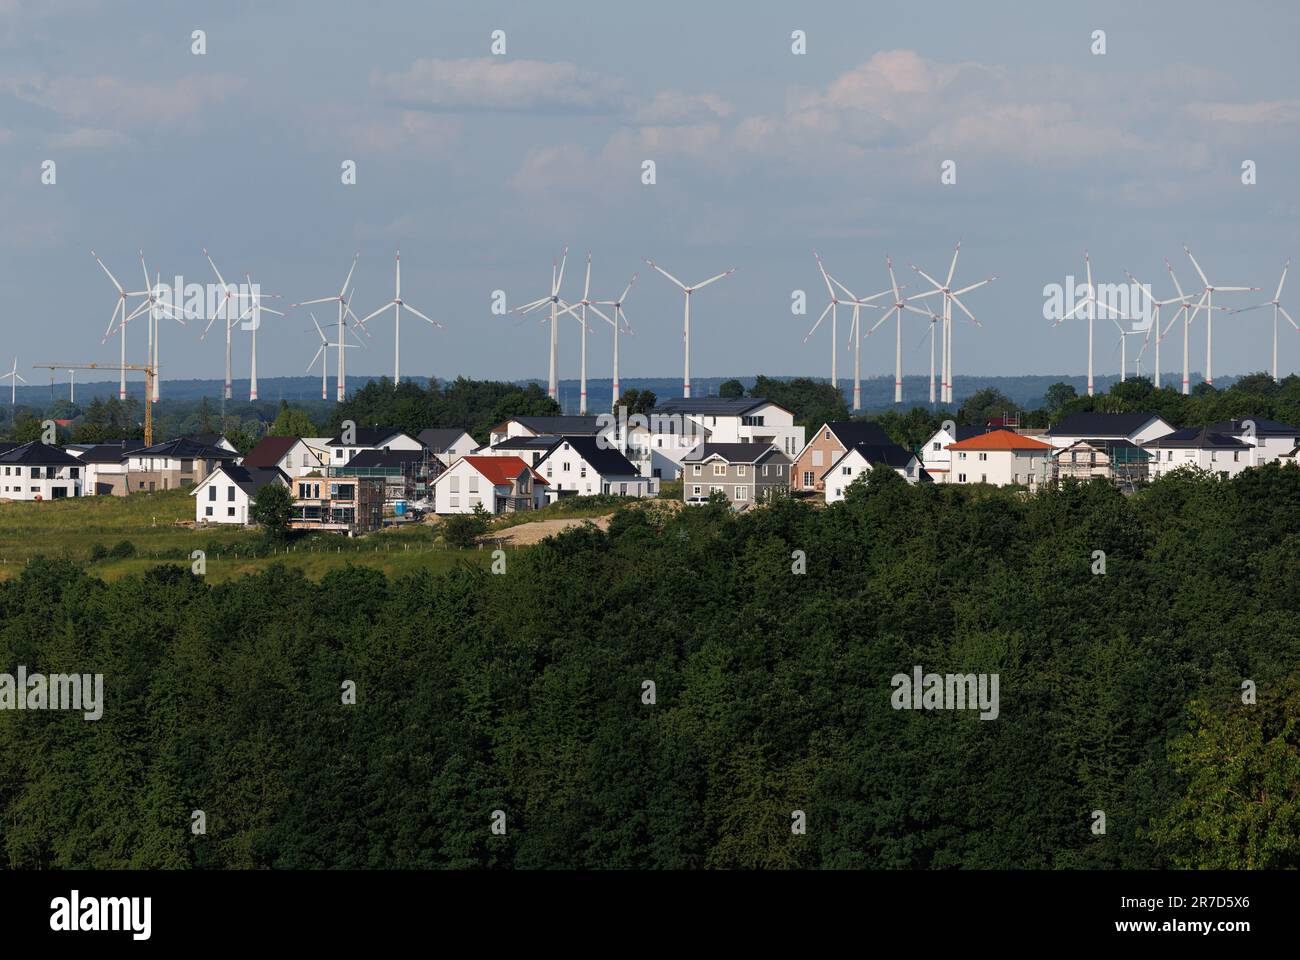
[488,515,612,545]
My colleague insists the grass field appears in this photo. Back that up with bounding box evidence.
[0,489,494,583]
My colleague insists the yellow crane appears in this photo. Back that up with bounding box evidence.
[32,362,157,446]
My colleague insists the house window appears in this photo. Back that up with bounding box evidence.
[958,473,967,482]
[932,442,940,451]
[713,463,726,476]
[735,486,747,501]
[824,430,830,440]
[208,486,216,501]
[205,506,213,517]
[842,466,852,476]
[692,485,702,496]
[1234,451,1240,462]
[580,466,587,478]
[227,486,236,501]
[762,465,768,476]
[981,474,987,483]
[450,476,459,493]
[468,476,478,493]
[978,452,988,461]
[802,471,814,486]
[227,507,235,517]
[450,497,459,508]
[958,452,967,460]
[812,450,824,467]
[709,485,722,495]
[692,464,701,476]
[737,465,746,477]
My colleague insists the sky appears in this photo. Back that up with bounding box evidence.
[1,0,1298,392]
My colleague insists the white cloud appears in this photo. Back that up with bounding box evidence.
[634,91,733,125]
[373,58,625,114]
[12,73,243,129]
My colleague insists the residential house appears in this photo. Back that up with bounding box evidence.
[681,443,792,508]
[1206,418,1300,465]
[416,427,478,466]
[487,416,602,447]
[125,437,238,492]
[1144,427,1254,480]
[192,464,288,525]
[1053,439,1150,487]
[71,441,138,496]
[920,424,990,481]
[483,434,563,468]
[243,436,325,478]
[431,455,547,514]
[1045,411,1175,448]
[943,429,1054,487]
[0,442,85,500]
[290,475,386,533]
[822,443,928,501]
[534,435,657,500]
[324,427,421,467]
[339,447,443,505]
[792,420,899,495]
[643,398,805,479]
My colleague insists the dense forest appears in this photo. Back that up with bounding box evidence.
[2,463,1297,869]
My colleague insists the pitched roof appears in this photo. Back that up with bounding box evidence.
[197,464,287,497]
[460,455,548,486]
[683,442,785,464]
[131,437,238,460]
[324,427,410,447]
[947,429,1054,451]
[653,396,790,417]
[0,441,82,465]
[824,442,917,477]
[822,420,894,447]
[1046,412,1166,437]
[1144,426,1251,450]
[348,448,428,469]
[76,442,140,463]
[490,434,563,452]
[539,435,639,477]
[183,432,231,448]
[417,427,473,450]
[511,415,602,435]
[1207,418,1300,438]
[242,436,303,467]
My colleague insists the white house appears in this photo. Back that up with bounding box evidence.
[1044,412,1174,448]
[918,424,989,482]
[431,455,548,514]
[324,427,421,467]
[1144,427,1255,480]
[534,435,657,500]
[242,436,325,478]
[416,428,478,466]
[488,416,602,447]
[822,443,927,501]
[1206,418,1300,465]
[0,442,85,500]
[191,465,289,524]
[71,442,137,496]
[639,398,805,480]
[943,429,1055,488]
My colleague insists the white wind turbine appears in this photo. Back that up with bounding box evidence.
[201,248,244,401]
[555,253,604,415]
[831,279,890,413]
[592,273,636,409]
[807,251,849,390]
[91,251,147,400]
[306,312,360,401]
[515,246,571,402]
[139,253,193,402]
[645,259,735,400]
[910,242,996,405]
[233,272,284,402]
[1230,259,1295,383]
[1160,258,1226,395]
[358,250,442,386]
[1053,252,1129,397]
[1183,245,1258,388]
[866,257,937,404]
[1125,268,1192,391]
[293,254,364,403]
[1,357,27,409]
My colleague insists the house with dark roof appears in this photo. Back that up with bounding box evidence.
[681,442,792,508]
[191,464,289,525]
[0,442,85,500]
[534,435,656,500]
[68,441,139,496]
[243,436,324,477]
[1045,411,1174,447]
[431,455,547,514]
[338,447,443,504]
[792,420,898,495]
[416,427,477,466]
[125,437,239,492]
[1145,427,1254,480]
[323,427,421,468]
[182,433,238,454]
[641,397,805,480]
[485,434,565,468]
[487,416,602,447]
[822,442,928,500]
[1205,418,1300,463]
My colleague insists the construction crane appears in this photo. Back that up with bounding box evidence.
[32,362,156,446]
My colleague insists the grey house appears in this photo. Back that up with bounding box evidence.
[681,443,792,508]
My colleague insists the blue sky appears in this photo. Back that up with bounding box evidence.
[1,0,1298,389]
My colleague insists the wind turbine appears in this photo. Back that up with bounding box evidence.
[91,251,147,400]
[1125,269,1192,391]
[807,252,849,390]
[554,254,609,415]
[139,254,192,402]
[645,259,735,400]
[910,242,995,404]
[1230,259,1295,383]
[233,273,284,402]
[1183,245,1258,387]
[201,248,245,401]
[866,257,937,404]
[1,357,27,410]
[1053,253,1129,397]
[293,254,363,403]
[814,270,890,413]
[358,250,442,386]
[515,246,571,402]
[306,312,360,401]
[593,273,636,409]
[1161,258,1225,395]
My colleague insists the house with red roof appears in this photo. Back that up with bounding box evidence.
[944,429,1054,488]
[242,436,324,478]
[430,455,548,514]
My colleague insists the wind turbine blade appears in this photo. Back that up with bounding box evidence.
[340,253,359,297]
[887,257,900,300]
[945,241,961,288]
[1276,259,1290,302]
[294,296,338,307]
[307,346,325,371]
[804,302,833,342]
[586,303,613,325]
[645,260,687,290]
[359,303,391,325]
[403,303,442,328]
[910,264,944,292]
[1165,258,1188,300]
[311,314,327,341]
[693,268,734,290]
[950,295,980,327]
[1183,246,1210,288]
[952,277,995,296]
[1280,306,1299,331]
[91,250,125,293]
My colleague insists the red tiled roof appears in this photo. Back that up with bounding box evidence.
[463,455,548,485]
[947,429,1053,452]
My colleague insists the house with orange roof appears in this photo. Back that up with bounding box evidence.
[430,455,548,514]
[943,429,1055,488]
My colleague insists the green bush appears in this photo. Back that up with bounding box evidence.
[109,539,135,559]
